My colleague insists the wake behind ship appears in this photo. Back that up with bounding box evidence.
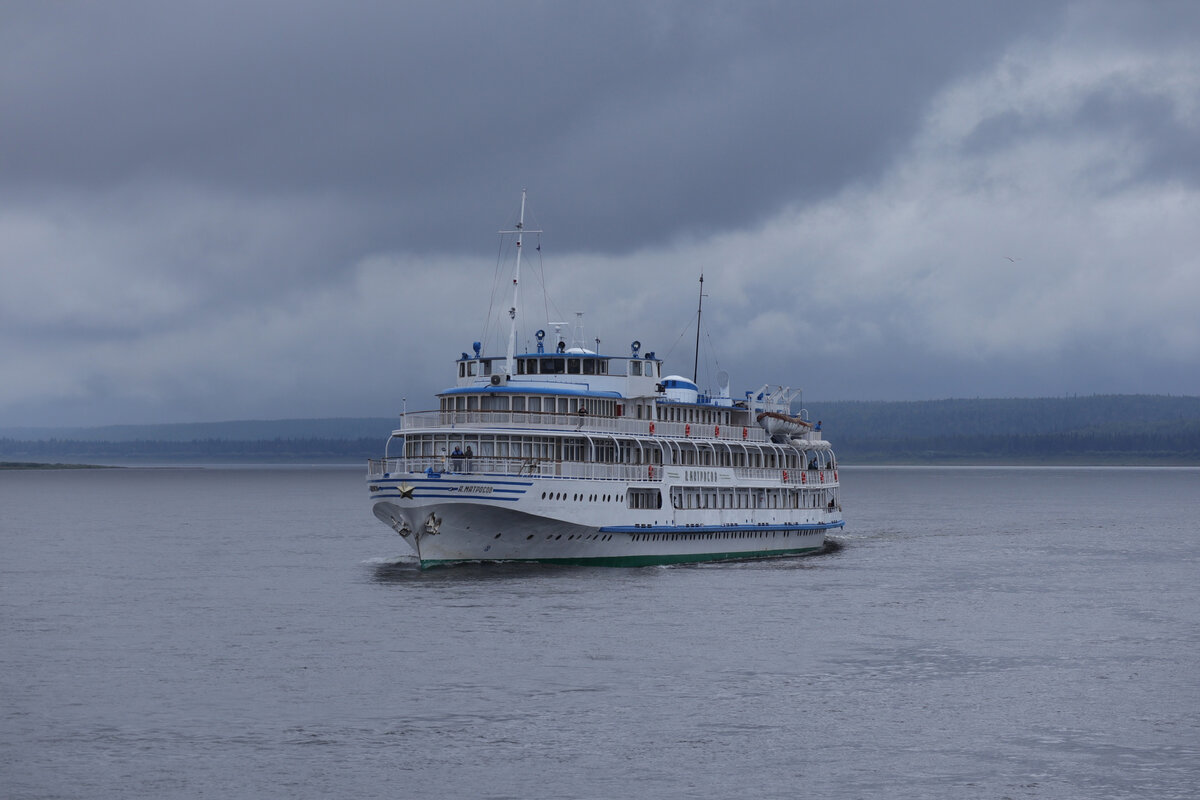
[368,192,844,568]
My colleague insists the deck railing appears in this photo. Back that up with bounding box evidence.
[393,409,795,443]
[367,457,660,482]
[367,457,838,487]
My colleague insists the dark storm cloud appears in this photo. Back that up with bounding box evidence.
[3,0,1062,254]
[2,0,1199,426]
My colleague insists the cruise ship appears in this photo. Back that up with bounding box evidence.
[367,193,844,567]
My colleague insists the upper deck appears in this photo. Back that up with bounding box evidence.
[395,408,829,448]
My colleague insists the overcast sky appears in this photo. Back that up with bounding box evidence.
[3,0,1199,427]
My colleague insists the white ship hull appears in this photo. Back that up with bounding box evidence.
[370,473,841,568]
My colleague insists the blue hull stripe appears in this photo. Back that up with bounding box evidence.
[378,477,533,486]
[599,521,844,533]
[373,492,522,502]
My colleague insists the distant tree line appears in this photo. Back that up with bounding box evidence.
[806,395,1200,464]
[0,437,379,462]
[835,422,1200,464]
[4,396,1199,464]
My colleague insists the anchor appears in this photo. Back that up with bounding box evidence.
[388,515,413,538]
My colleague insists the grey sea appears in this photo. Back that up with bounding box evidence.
[2,465,1198,799]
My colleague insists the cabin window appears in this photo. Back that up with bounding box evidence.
[480,359,491,376]
[582,359,595,375]
[512,396,525,412]
[599,360,608,375]
[467,361,477,376]
[527,397,541,412]
[631,361,642,376]
[459,362,466,378]
[517,359,526,375]
[543,358,564,374]
[467,396,479,411]
[628,489,663,510]
[567,358,580,374]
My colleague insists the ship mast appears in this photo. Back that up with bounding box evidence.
[692,273,705,383]
[501,190,540,378]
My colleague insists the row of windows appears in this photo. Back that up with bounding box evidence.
[655,404,732,425]
[459,357,662,378]
[541,491,625,503]
[669,487,837,510]
[490,532,618,542]
[630,530,811,542]
[403,432,836,471]
[517,357,607,376]
[440,395,618,417]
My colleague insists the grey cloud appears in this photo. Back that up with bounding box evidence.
[3,0,1064,254]
[3,1,1200,427]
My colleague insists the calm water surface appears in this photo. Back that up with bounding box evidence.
[2,466,1198,799]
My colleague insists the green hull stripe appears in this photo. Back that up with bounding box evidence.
[420,545,823,569]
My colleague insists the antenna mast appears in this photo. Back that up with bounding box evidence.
[692,273,705,383]
[501,190,541,377]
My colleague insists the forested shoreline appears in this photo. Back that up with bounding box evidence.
[2,396,1198,465]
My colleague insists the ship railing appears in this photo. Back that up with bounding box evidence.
[733,467,839,486]
[368,457,835,486]
[396,410,773,443]
[367,457,662,482]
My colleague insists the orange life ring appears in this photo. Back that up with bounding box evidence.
[714,424,719,436]
[782,470,789,482]
[649,422,655,434]
[801,472,807,484]
[742,427,748,439]
[685,423,691,437]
